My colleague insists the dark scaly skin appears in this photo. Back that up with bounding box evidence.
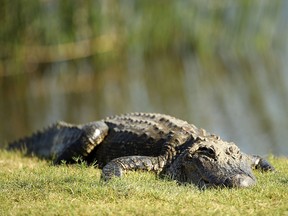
[8,121,109,162]
[7,112,275,188]
[92,113,200,167]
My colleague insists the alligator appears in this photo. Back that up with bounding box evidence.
[7,112,275,188]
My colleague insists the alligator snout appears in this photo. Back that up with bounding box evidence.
[224,174,256,188]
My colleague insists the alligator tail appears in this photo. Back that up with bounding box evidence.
[7,121,83,160]
[7,121,109,162]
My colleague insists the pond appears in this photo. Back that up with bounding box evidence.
[1,1,288,156]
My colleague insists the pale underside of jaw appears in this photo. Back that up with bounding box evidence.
[196,173,256,189]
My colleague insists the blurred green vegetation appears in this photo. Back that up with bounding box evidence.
[1,1,288,155]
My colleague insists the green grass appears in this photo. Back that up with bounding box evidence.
[0,150,287,216]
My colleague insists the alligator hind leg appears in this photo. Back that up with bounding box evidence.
[54,121,109,164]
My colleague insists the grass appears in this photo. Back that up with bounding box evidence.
[0,150,287,216]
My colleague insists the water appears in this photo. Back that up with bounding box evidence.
[1,1,288,156]
[1,61,288,156]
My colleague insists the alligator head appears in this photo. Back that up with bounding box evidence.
[167,138,256,188]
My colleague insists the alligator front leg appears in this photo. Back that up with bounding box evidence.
[102,156,166,180]
[248,155,275,172]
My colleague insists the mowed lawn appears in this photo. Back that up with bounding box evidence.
[0,150,287,216]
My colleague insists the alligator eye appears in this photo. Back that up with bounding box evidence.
[197,147,216,158]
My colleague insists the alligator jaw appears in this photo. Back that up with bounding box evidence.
[193,163,257,188]
[197,173,256,189]
[223,174,256,188]
[180,140,259,188]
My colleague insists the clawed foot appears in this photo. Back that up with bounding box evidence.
[255,158,275,172]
